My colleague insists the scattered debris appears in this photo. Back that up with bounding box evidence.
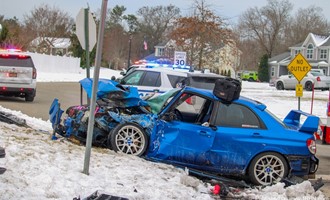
[74,190,129,200]
[0,146,6,174]
[0,111,29,127]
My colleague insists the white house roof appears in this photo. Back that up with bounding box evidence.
[31,37,71,48]
[303,33,330,47]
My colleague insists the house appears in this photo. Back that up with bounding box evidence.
[269,33,330,83]
[29,37,71,56]
[207,42,241,77]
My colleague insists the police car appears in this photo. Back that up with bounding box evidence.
[119,65,225,99]
[0,49,37,101]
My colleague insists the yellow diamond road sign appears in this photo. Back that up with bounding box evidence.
[287,53,311,82]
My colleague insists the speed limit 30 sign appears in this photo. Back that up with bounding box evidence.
[174,51,186,67]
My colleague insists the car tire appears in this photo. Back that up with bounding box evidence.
[108,122,148,156]
[248,152,288,186]
[276,81,284,90]
[25,94,34,102]
[305,81,313,91]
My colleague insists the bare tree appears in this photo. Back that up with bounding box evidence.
[170,0,233,69]
[237,0,293,58]
[23,4,74,45]
[137,5,181,56]
[283,6,330,46]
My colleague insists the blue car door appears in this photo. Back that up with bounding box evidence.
[147,91,216,166]
[209,102,268,174]
[154,120,216,166]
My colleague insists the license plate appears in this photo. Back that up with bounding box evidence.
[8,72,17,77]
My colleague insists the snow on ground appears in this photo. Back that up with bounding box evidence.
[0,67,328,199]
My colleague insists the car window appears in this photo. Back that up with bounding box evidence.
[187,76,219,90]
[310,71,323,76]
[141,71,161,87]
[166,92,211,124]
[167,74,187,88]
[121,70,144,85]
[215,103,262,128]
[0,56,34,67]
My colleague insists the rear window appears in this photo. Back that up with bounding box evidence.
[187,76,219,90]
[167,74,187,88]
[0,55,34,68]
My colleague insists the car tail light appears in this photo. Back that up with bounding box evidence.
[32,68,37,79]
[0,53,10,58]
[316,77,321,82]
[307,139,316,154]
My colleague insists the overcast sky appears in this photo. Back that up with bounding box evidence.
[1,0,330,25]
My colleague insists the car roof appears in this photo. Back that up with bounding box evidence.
[132,66,224,77]
[182,86,266,109]
[0,49,31,57]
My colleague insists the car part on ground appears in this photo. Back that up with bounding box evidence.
[50,77,320,186]
[0,146,6,174]
[0,110,30,127]
[0,49,37,102]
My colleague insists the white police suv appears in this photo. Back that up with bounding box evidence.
[119,66,225,98]
[0,49,37,102]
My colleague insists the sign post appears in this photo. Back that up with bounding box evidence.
[287,53,312,110]
[76,8,97,105]
[82,0,108,175]
[76,8,97,78]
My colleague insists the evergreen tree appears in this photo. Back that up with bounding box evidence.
[227,69,231,77]
[258,54,269,82]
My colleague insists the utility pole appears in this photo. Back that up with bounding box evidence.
[127,34,132,68]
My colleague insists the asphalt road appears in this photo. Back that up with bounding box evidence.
[0,82,87,121]
[1,82,330,196]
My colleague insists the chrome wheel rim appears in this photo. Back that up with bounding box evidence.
[115,125,146,155]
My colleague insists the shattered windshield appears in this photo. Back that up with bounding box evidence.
[147,88,181,114]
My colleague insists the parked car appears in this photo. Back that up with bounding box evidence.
[0,49,37,101]
[275,69,330,91]
[50,78,319,186]
[239,70,258,82]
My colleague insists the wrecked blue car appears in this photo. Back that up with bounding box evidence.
[50,78,319,186]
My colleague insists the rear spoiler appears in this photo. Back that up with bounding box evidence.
[283,110,320,133]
